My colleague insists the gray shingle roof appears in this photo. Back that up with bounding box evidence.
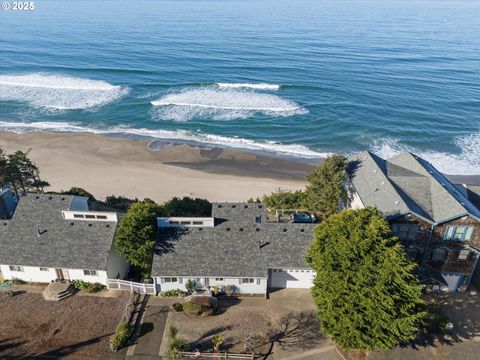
[0,193,117,270]
[152,203,315,277]
[348,151,480,223]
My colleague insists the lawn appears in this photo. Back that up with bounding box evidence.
[0,291,132,359]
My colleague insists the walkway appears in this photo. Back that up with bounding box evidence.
[125,296,171,359]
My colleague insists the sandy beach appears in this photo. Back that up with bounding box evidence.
[0,131,315,203]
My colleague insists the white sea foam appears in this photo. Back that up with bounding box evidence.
[0,120,325,158]
[151,88,307,121]
[371,132,480,175]
[216,83,281,91]
[0,74,128,110]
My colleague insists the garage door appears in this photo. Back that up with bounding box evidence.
[269,268,315,289]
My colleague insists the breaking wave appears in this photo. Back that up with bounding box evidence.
[0,74,128,110]
[371,132,480,175]
[151,88,307,121]
[0,120,325,159]
[216,83,281,90]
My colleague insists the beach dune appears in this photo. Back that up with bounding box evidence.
[0,131,313,203]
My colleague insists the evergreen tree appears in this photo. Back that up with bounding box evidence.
[306,208,427,350]
[114,199,165,277]
[303,154,347,220]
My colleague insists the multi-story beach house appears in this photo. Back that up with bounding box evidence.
[347,151,480,292]
[0,189,129,285]
[151,203,317,295]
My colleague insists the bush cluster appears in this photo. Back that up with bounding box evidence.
[109,323,132,352]
[71,280,106,293]
[160,289,184,297]
[171,302,183,312]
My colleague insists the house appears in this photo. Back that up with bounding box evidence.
[0,190,129,285]
[151,203,316,295]
[347,151,480,292]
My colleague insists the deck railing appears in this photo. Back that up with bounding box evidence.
[106,279,156,295]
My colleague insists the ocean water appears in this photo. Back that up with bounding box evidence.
[0,0,479,175]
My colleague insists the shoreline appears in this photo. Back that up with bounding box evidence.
[1,130,478,204]
[0,131,316,203]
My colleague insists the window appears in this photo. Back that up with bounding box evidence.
[164,277,178,283]
[391,223,419,240]
[9,265,24,272]
[73,214,84,219]
[255,216,262,224]
[458,249,470,261]
[83,269,97,276]
[180,221,191,225]
[178,277,183,284]
[97,215,107,220]
[39,267,49,272]
[215,278,224,281]
[169,220,179,224]
[443,226,474,241]
[240,278,254,284]
[192,221,203,225]
[256,278,261,285]
[85,214,95,219]
[432,249,447,261]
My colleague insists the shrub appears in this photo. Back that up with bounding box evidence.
[166,337,189,358]
[183,302,203,316]
[86,282,106,293]
[437,316,451,334]
[185,279,195,293]
[171,303,183,312]
[211,284,221,296]
[71,279,89,290]
[109,323,132,352]
[160,289,184,297]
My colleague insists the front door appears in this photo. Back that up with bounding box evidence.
[204,278,210,288]
[55,268,64,280]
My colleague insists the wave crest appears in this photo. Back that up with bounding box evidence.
[0,74,128,110]
[151,88,307,121]
[216,83,280,90]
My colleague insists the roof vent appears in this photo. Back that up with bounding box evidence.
[106,224,110,228]
[244,205,248,209]
[3,222,7,226]
[198,228,203,231]
[373,169,378,173]
[239,228,244,231]
[283,228,287,232]
[88,223,92,227]
[226,228,230,231]
[394,200,399,205]
[35,195,40,199]
[48,196,53,200]
[217,204,222,208]
[255,228,260,232]
[258,205,263,209]
[381,181,386,185]
[61,197,65,201]
[300,229,304,232]
[232,205,236,208]
[37,229,47,236]
[70,222,74,226]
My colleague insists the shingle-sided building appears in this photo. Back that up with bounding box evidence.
[347,151,480,292]
[0,190,129,285]
[152,203,316,295]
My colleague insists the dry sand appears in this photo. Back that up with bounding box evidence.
[0,131,314,203]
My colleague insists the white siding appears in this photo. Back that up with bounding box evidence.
[106,245,129,279]
[270,268,315,288]
[0,264,108,285]
[156,276,267,294]
[0,264,57,283]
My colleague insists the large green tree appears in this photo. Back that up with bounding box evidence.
[114,199,165,276]
[306,208,426,350]
[302,154,347,220]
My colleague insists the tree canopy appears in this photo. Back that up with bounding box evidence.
[306,208,427,350]
[261,154,347,219]
[163,196,211,217]
[114,199,165,276]
[0,147,49,194]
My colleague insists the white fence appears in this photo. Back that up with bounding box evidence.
[106,279,156,295]
[179,352,254,359]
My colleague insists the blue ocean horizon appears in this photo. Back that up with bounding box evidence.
[0,0,479,175]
